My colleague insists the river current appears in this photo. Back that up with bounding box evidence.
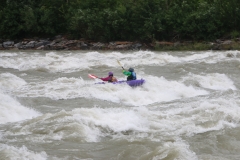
[0,50,240,160]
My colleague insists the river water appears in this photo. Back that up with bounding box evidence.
[0,50,240,160]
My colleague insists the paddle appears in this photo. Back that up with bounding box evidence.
[117,60,125,70]
[88,74,99,79]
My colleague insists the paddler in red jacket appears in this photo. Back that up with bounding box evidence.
[99,72,118,82]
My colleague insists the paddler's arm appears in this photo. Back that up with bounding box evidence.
[100,76,110,81]
[122,70,131,76]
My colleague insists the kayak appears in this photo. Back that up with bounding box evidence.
[88,74,145,87]
[115,79,145,87]
[96,79,145,87]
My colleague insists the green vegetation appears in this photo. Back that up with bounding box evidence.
[0,0,239,42]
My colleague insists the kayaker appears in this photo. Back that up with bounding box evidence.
[99,72,118,82]
[123,67,137,81]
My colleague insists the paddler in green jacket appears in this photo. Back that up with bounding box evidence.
[123,67,137,81]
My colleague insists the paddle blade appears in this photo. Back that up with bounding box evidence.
[88,74,98,79]
[117,60,124,70]
[117,60,122,66]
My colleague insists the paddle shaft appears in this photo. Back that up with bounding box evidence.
[117,60,125,70]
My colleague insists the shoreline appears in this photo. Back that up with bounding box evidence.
[1,36,240,51]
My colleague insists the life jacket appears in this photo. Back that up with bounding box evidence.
[127,71,136,81]
[108,76,117,82]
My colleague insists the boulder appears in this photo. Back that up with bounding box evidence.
[3,41,14,48]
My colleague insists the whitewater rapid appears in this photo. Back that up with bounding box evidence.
[1,50,240,160]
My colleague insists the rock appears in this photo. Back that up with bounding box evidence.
[235,38,240,41]
[3,41,14,48]
[35,40,50,48]
[25,41,36,48]
[155,41,173,45]
[48,44,66,50]
[222,40,232,45]
[174,41,181,47]
[115,41,132,45]
[2,35,238,51]
[22,41,29,45]
[216,39,223,43]
[131,43,142,50]
[54,38,63,43]
[115,44,131,49]
[91,42,106,50]
[55,35,62,39]
[65,40,78,47]
[14,42,22,48]
[0,43,3,50]
[36,45,44,50]
[43,45,51,50]
[79,42,89,50]
[226,53,234,57]
[211,44,220,50]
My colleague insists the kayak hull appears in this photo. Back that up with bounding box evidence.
[96,79,145,87]
[114,79,145,87]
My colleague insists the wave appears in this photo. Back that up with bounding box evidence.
[1,50,240,73]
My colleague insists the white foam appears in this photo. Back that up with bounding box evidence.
[148,97,240,137]
[174,50,240,64]
[0,91,41,124]
[0,52,18,57]
[0,73,38,124]
[182,73,237,90]
[4,108,149,143]
[148,141,198,160]
[0,51,138,73]
[15,75,208,106]
[1,50,240,73]
[4,97,240,143]
[0,73,27,91]
[0,144,47,160]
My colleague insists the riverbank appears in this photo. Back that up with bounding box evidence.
[1,36,240,51]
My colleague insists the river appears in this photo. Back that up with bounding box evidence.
[0,50,240,160]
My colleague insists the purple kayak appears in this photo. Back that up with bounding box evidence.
[96,79,145,87]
